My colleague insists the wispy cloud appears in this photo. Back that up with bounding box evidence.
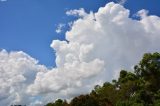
[0,0,7,2]
[66,8,87,17]
[55,23,65,34]
[117,0,127,5]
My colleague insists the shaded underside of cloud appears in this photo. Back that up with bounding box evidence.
[0,2,160,106]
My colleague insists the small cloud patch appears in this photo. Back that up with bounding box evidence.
[55,23,65,34]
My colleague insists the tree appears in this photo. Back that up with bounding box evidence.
[70,94,98,106]
[134,52,160,92]
[45,52,160,106]
[46,99,69,106]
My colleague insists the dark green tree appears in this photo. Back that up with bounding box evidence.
[134,52,160,92]
[46,52,160,106]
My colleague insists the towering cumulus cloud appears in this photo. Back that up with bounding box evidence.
[0,2,160,106]
[0,50,47,105]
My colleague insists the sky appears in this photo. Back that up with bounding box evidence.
[0,0,108,67]
[0,0,160,106]
[1,0,160,67]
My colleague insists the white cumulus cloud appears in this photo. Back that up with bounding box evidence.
[0,2,160,106]
[0,50,47,106]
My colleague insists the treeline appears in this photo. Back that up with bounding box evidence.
[46,52,160,106]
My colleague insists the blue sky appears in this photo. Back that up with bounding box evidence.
[0,0,160,67]
[1,0,160,105]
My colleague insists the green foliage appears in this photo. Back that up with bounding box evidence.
[70,94,99,106]
[46,52,160,106]
[46,99,69,106]
[134,52,160,92]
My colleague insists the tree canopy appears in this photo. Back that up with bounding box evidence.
[46,52,160,106]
